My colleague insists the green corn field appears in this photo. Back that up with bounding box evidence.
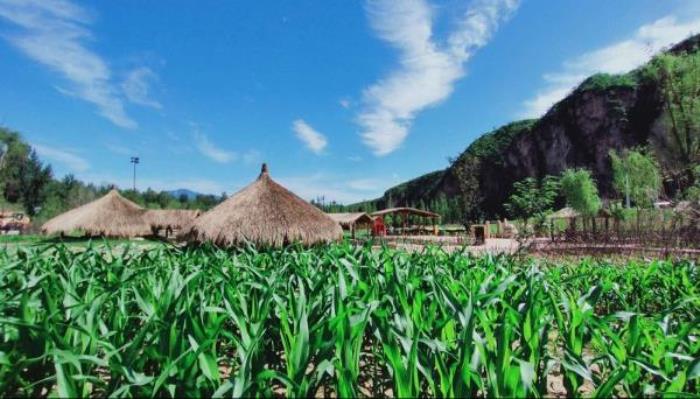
[1,242,698,397]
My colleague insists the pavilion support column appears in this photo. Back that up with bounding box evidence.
[550,219,554,242]
[403,211,407,236]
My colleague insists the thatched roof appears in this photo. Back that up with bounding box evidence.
[42,189,152,237]
[185,164,343,247]
[327,212,374,229]
[371,207,440,219]
[145,209,201,230]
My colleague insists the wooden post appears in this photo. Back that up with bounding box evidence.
[550,218,554,242]
[403,211,408,236]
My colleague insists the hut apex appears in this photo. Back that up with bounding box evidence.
[184,163,343,247]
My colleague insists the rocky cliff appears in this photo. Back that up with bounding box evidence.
[358,34,700,219]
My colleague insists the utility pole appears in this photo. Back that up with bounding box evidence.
[130,156,140,191]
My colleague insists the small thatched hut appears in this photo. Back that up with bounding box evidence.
[327,212,374,238]
[145,209,202,238]
[42,189,151,238]
[185,164,343,247]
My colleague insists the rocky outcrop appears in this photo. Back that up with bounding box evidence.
[359,34,699,218]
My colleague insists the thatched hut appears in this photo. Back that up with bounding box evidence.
[185,164,343,247]
[145,209,202,238]
[42,189,151,238]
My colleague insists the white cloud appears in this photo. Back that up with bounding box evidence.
[358,0,519,155]
[193,129,237,163]
[0,0,138,128]
[121,67,162,109]
[521,16,700,118]
[278,172,400,204]
[339,98,351,109]
[292,119,327,154]
[33,143,89,172]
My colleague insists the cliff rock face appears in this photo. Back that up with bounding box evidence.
[473,80,662,216]
[363,35,700,218]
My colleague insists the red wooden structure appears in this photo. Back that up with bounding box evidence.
[372,216,386,236]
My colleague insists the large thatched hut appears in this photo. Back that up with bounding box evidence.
[185,164,343,247]
[42,189,151,238]
[145,209,201,238]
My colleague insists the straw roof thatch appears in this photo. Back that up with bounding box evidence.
[42,189,152,237]
[327,212,374,229]
[145,209,202,230]
[185,164,343,247]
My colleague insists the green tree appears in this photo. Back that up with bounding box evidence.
[560,169,601,218]
[646,52,700,189]
[609,149,661,208]
[504,176,559,230]
[451,155,483,227]
[0,128,52,215]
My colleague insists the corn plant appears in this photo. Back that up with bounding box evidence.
[0,241,698,397]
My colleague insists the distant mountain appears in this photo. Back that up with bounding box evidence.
[355,34,700,219]
[168,189,201,201]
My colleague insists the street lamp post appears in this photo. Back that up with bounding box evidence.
[130,156,140,191]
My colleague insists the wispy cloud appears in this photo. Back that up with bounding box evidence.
[0,0,140,128]
[193,129,237,163]
[292,119,327,154]
[521,16,700,118]
[33,143,89,172]
[339,98,351,109]
[121,67,162,109]
[358,0,519,155]
[278,173,400,204]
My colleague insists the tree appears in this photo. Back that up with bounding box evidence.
[646,52,700,189]
[0,128,53,215]
[504,176,559,230]
[609,149,661,208]
[18,150,52,216]
[560,169,601,218]
[451,154,483,228]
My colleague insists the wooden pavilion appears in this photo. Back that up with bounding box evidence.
[371,207,441,236]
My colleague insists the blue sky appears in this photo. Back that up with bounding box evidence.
[1,0,699,203]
